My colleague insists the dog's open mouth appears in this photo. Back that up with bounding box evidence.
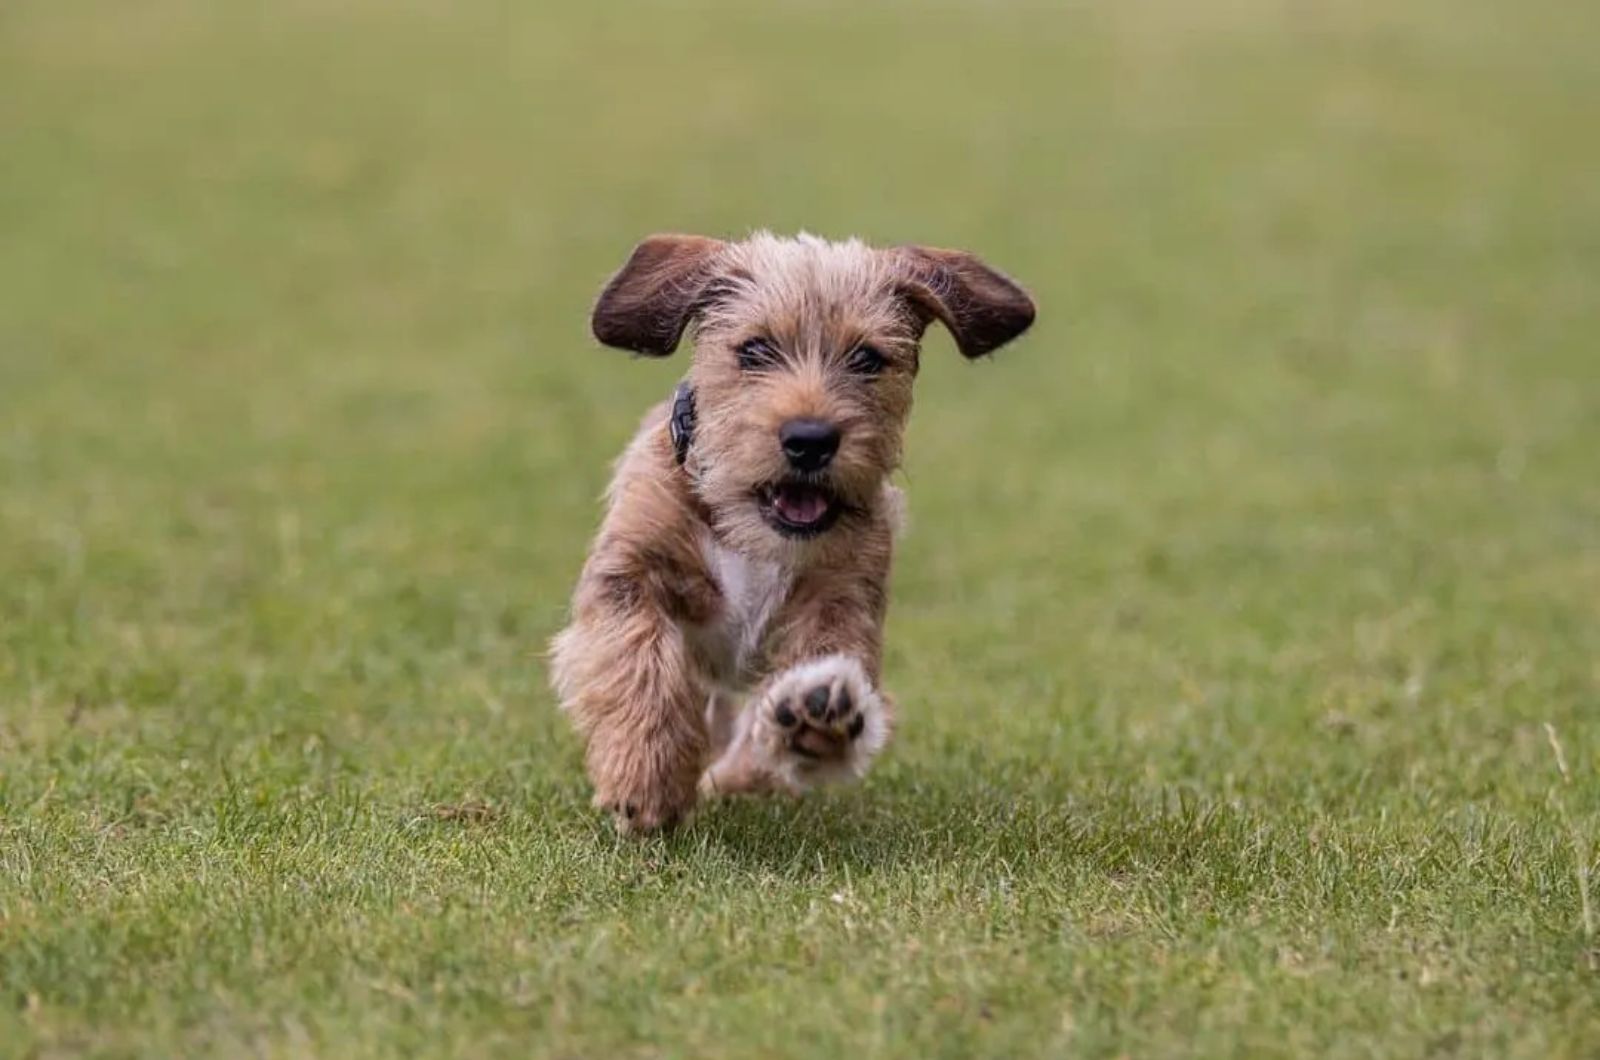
[757,481,842,537]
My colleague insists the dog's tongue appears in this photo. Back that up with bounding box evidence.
[774,484,829,525]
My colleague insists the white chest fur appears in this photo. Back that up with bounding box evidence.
[698,535,791,686]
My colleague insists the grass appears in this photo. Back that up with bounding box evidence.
[2,0,1598,1055]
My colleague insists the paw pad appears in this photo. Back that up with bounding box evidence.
[701,655,890,796]
[758,657,882,773]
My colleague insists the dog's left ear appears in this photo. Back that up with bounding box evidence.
[591,234,728,356]
[893,246,1036,358]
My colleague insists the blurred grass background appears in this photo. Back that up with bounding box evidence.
[2,0,1597,1056]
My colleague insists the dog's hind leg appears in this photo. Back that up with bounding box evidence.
[703,689,742,761]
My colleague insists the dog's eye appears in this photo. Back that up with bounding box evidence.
[846,345,886,376]
[737,337,781,372]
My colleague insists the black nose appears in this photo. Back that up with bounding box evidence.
[779,418,840,471]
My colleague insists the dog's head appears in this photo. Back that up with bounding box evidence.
[590,232,1035,557]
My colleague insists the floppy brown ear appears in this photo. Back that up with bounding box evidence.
[591,234,727,355]
[894,246,1036,358]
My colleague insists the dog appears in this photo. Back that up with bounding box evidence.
[550,232,1035,834]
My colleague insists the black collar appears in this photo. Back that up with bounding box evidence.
[668,382,696,466]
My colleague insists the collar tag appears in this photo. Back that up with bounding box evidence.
[669,382,696,466]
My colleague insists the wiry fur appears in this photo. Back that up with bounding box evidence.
[551,231,1034,834]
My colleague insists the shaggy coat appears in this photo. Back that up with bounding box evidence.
[551,233,1035,833]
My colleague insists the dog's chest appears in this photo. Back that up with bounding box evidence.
[697,537,791,685]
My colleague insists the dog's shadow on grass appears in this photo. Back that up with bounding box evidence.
[502,755,1237,885]
[518,752,1191,882]
[669,770,1071,878]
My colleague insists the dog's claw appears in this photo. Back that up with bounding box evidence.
[597,792,690,836]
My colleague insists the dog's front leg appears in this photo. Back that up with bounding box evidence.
[701,584,894,797]
[551,581,711,835]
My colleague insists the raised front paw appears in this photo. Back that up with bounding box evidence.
[757,655,890,784]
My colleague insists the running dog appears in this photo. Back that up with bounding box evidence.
[551,232,1035,834]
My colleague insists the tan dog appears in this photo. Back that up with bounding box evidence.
[551,232,1035,834]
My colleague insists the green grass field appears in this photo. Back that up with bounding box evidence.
[3,0,1598,1055]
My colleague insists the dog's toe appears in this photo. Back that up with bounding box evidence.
[829,684,853,723]
[596,792,690,836]
[778,679,855,761]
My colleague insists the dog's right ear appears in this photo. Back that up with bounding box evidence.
[591,234,727,356]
